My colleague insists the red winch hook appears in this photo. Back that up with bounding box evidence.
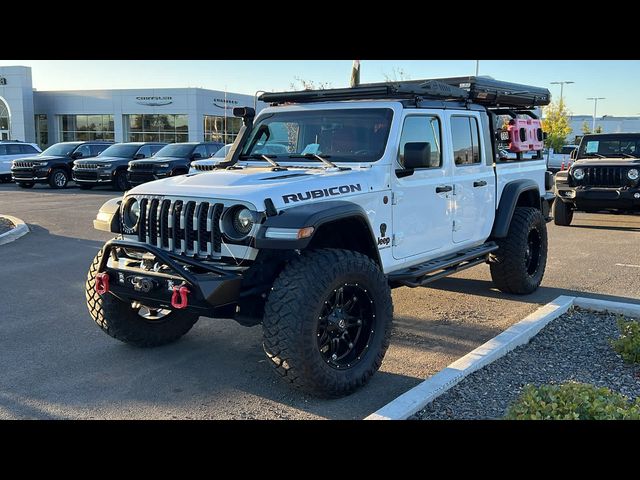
[95,273,110,295]
[171,286,190,309]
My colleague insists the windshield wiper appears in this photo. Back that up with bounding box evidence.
[620,153,637,158]
[288,153,344,169]
[239,154,286,170]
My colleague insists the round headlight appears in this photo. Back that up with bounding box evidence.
[122,198,140,231]
[628,168,639,181]
[573,168,585,180]
[233,208,254,236]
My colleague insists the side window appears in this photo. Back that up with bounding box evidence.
[7,144,22,155]
[89,144,109,156]
[137,145,153,158]
[192,145,207,158]
[205,144,222,156]
[20,145,39,154]
[451,116,481,166]
[75,144,93,158]
[398,116,442,168]
[150,144,164,156]
[0,145,6,155]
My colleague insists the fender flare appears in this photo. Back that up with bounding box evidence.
[492,179,540,238]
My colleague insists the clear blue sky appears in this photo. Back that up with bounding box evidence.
[2,60,639,116]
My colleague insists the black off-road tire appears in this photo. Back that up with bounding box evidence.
[490,207,548,295]
[553,199,573,226]
[114,170,130,191]
[85,248,199,347]
[262,249,393,398]
[49,168,68,189]
[17,182,35,189]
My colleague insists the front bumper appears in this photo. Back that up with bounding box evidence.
[73,168,114,184]
[127,170,169,186]
[11,168,49,183]
[96,239,242,312]
[556,185,640,210]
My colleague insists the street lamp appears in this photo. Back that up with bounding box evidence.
[475,60,480,76]
[587,97,605,131]
[550,81,574,103]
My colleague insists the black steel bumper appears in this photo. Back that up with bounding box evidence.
[556,185,640,210]
[73,169,114,184]
[97,239,242,312]
[11,168,50,183]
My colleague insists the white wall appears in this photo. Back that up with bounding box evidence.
[0,66,36,142]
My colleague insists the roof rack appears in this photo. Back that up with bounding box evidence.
[259,76,550,109]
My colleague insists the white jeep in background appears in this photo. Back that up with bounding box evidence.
[88,77,555,397]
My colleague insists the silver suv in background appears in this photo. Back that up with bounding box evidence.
[0,141,42,182]
[546,145,578,173]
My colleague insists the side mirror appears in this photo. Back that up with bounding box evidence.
[71,151,83,159]
[133,153,145,160]
[192,153,203,160]
[403,142,432,169]
[570,149,577,160]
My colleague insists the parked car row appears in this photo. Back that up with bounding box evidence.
[1,140,226,190]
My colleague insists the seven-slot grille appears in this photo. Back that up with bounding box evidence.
[129,163,156,170]
[13,161,36,168]
[135,198,224,258]
[193,164,216,171]
[75,163,99,169]
[579,167,624,187]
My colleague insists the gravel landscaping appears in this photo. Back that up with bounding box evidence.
[0,217,14,236]
[417,307,640,420]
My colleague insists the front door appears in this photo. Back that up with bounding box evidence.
[449,114,495,244]
[392,113,453,260]
[1,131,8,140]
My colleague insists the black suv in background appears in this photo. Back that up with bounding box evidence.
[554,133,640,225]
[12,141,112,189]
[127,142,224,187]
[73,142,166,191]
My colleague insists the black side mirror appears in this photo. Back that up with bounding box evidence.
[570,149,577,160]
[403,142,432,169]
[133,153,145,160]
[71,151,83,159]
[192,153,203,160]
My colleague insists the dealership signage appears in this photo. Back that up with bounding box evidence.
[0,77,7,85]
[135,96,173,106]
[213,97,238,110]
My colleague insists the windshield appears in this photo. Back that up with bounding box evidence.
[98,144,140,158]
[578,136,640,158]
[213,144,233,158]
[154,144,194,158]
[241,108,393,162]
[40,143,78,156]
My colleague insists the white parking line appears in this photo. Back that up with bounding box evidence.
[615,263,640,268]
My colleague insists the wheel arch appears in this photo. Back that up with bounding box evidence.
[492,179,541,238]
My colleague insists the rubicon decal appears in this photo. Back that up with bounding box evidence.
[282,184,362,204]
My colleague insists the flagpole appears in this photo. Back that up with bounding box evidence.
[224,85,227,143]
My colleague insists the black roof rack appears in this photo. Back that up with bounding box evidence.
[259,76,550,109]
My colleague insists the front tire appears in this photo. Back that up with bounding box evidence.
[553,199,573,226]
[114,170,130,191]
[49,168,68,189]
[490,207,548,295]
[85,248,199,347]
[262,249,393,398]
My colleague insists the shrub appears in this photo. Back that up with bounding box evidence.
[505,382,640,420]
[611,317,640,364]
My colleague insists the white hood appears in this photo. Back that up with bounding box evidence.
[128,164,382,210]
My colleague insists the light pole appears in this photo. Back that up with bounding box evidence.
[475,60,479,76]
[587,97,605,131]
[550,81,574,104]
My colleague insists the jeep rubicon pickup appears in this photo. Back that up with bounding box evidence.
[554,133,640,225]
[87,77,554,397]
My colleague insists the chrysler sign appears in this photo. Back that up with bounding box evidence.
[135,96,173,106]
[213,97,238,110]
[0,77,6,85]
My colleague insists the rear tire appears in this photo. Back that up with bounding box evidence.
[553,199,573,226]
[85,248,199,347]
[262,249,393,398]
[490,207,548,295]
[49,169,68,189]
[17,182,35,189]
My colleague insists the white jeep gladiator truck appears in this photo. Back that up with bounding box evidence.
[88,77,555,397]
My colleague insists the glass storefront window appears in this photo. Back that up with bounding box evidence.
[203,115,241,144]
[126,114,188,143]
[34,114,48,148]
[59,114,114,142]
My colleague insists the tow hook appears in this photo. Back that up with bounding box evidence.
[95,273,110,295]
[171,285,190,309]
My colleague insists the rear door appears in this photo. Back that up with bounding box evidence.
[392,112,454,260]
[449,113,495,245]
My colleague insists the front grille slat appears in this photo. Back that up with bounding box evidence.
[581,167,624,187]
[212,203,223,255]
[159,200,171,249]
[184,201,196,254]
[196,202,210,256]
[148,199,160,247]
[138,199,148,242]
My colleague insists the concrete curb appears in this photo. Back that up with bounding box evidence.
[573,297,640,318]
[366,295,576,420]
[0,215,29,246]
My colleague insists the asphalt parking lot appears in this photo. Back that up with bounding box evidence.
[1,183,639,419]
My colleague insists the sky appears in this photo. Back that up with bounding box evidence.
[2,60,639,116]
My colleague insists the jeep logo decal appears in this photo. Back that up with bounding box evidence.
[282,184,362,204]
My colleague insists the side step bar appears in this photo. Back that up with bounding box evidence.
[388,241,499,288]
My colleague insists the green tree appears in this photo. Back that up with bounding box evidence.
[581,121,591,134]
[383,67,410,83]
[594,125,604,133]
[542,100,572,151]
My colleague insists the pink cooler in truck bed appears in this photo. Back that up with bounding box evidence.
[507,118,544,152]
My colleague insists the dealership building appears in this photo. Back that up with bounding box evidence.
[0,65,266,148]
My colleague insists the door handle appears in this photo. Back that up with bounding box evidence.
[473,180,487,187]
[436,185,453,193]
